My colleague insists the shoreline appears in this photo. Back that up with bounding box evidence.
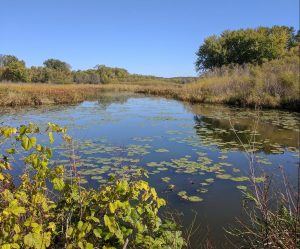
[0,83,299,112]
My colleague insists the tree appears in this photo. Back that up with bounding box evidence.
[43,58,71,72]
[195,36,227,71]
[30,66,50,83]
[195,26,298,72]
[2,61,29,82]
[0,54,25,68]
[42,59,73,83]
[94,65,129,83]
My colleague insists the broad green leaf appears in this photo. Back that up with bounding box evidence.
[52,178,65,191]
[86,243,94,249]
[6,148,15,154]
[48,132,54,144]
[104,215,117,233]
[93,228,102,238]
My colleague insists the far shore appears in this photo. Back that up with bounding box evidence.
[0,82,299,112]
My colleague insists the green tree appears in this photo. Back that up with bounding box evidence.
[94,65,129,83]
[43,58,71,72]
[42,59,73,83]
[0,54,25,68]
[195,35,227,70]
[195,26,297,71]
[2,61,29,82]
[30,66,51,83]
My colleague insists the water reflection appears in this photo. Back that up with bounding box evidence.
[190,104,299,153]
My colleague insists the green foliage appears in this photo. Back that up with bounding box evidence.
[95,64,129,84]
[0,124,184,249]
[73,65,130,84]
[43,59,71,72]
[29,65,73,84]
[0,55,25,68]
[29,67,50,83]
[0,54,193,84]
[0,54,29,82]
[196,26,298,71]
[39,59,73,83]
[1,61,29,82]
[73,65,129,84]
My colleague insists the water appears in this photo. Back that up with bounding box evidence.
[0,92,299,248]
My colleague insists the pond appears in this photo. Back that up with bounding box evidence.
[0,92,299,248]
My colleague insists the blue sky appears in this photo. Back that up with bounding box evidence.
[1,0,299,77]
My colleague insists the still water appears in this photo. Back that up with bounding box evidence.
[1,93,299,248]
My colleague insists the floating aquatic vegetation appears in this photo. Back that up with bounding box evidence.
[150,170,161,174]
[219,162,232,167]
[132,136,155,142]
[188,196,203,202]
[254,176,266,183]
[155,148,169,153]
[230,176,249,182]
[256,159,272,165]
[236,185,247,191]
[216,174,233,180]
[218,155,228,160]
[205,178,214,183]
[147,162,160,167]
[197,188,208,194]
[200,182,209,186]
[196,152,207,156]
[168,184,175,191]
[127,144,151,156]
[162,177,171,183]
[157,167,168,171]
[91,175,103,180]
[177,191,203,202]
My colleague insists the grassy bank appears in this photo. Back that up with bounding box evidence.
[1,50,299,111]
[0,82,180,106]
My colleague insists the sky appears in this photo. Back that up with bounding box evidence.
[1,0,299,77]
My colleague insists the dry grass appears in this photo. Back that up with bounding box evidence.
[0,82,184,107]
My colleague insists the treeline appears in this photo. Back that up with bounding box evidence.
[195,25,299,71]
[0,56,130,84]
[0,56,196,84]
